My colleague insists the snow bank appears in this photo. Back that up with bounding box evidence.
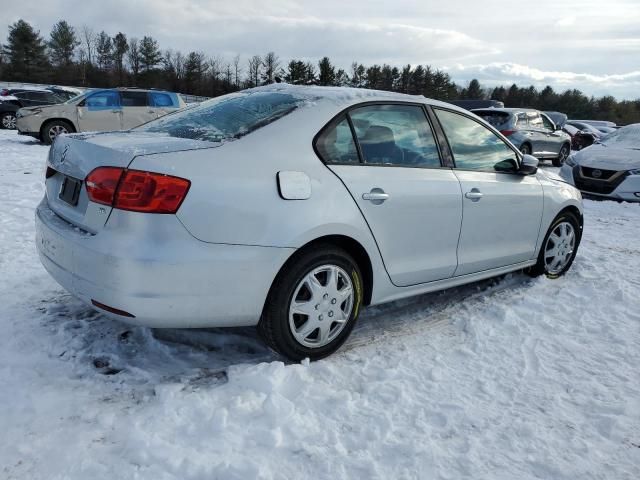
[0,129,639,479]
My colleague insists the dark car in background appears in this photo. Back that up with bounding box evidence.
[0,89,65,130]
[472,108,572,166]
[449,99,504,110]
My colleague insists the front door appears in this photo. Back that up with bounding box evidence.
[318,104,463,286]
[77,90,122,132]
[433,108,544,276]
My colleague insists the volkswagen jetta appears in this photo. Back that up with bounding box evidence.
[36,84,583,360]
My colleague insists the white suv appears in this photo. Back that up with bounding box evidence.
[17,88,186,144]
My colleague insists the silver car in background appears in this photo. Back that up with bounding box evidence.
[560,124,640,202]
[36,85,583,360]
[473,108,572,166]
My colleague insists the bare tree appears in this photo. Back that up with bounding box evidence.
[233,54,242,88]
[81,26,95,65]
[127,37,141,80]
[261,51,280,84]
[247,54,262,88]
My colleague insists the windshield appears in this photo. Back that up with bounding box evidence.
[64,92,87,104]
[138,91,303,143]
[599,124,640,148]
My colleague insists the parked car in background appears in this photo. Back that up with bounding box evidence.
[35,85,583,361]
[472,108,572,166]
[544,111,568,128]
[449,99,504,110]
[560,124,640,202]
[575,119,617,129]
[17,87,186,144]
[46,86,84,101]
[566,121,604,139]
[563,123,599,151]
[0,88,66,130]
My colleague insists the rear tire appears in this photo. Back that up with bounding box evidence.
[1,112,17,130]
[520,144,532,155]
[258,245,364,361]
[527,211,581,279]
[553,144,570,167]
[41,120,74,145]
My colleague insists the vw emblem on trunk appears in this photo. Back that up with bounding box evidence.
[60,144,69,164]
[592,169,602,178]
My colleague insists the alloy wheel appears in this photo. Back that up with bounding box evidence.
[288,264,354,348]
[48,124,68,142]
[2,114,16,129]
[544,221,576,275]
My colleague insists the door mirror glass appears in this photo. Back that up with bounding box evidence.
[519,154,538,175]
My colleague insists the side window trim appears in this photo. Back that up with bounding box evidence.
[314,100,446,169]
[431,106,522,173]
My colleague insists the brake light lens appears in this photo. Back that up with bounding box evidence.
[85,167,190,214]
[500,130,516,137]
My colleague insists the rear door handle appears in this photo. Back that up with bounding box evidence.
[362,189,389,204]
[465,189,483,201]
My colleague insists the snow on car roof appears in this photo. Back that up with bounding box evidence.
[600,123,640,147]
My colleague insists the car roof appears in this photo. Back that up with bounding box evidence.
[235,83,472,115]
[471,107,540,114]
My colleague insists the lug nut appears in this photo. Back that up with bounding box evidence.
[331,298,337,304]
[323,294,329,300]
[319,315,324,321]
[328,311,334,318]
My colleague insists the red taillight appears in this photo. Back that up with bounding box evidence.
[86,167,124,206]
[500,130,516,137]
[85,167,190,214]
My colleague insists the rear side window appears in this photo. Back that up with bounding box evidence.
[315,117,359,164]
[474,111,512,130]
[149,92,177,107]
[139,91,301,143]
[121,91,148,107]
[516,113,528,127]
[349,104,441,168]
[435,108,516,172]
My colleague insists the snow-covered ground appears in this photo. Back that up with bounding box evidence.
[0,129,638,479]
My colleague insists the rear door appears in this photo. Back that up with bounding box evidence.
[321,103,463,286]
[77,90,122,132]
[540,112,563,155]
[121,91,154,129]
[433,108,543,276]
[527,112,549,156]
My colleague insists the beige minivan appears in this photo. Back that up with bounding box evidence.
[16,87,186,144]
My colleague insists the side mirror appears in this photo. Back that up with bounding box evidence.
[519,154,538,175]
[494,158,519,173]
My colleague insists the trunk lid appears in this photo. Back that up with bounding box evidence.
[45,131,218,232]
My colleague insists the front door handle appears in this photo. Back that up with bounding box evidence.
[362,189,389,204]
[465,189,483,201]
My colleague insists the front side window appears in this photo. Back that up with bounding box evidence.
[315,117,359,164]
[349,104,441,168]
[541,114,555,131]
[85,91,120,109]
[434,108,517,172]
[121,91,148,107]
[529,113,543,129]
[139,91,302,143]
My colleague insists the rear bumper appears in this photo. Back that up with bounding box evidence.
[35,198,295,327]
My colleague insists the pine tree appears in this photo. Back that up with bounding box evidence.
[318,57,335,86]
[113,32,128,85]
[48,20,78,67]
[3,19,49,81]
[96,31,113,71]
[139,36,161,73]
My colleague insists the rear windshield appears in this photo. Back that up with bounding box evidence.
[138,91,302,143]
[473,111,512,130]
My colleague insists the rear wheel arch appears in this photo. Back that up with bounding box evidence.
[269,235,374,307]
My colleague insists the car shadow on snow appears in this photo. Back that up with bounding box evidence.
[37,272,533,388]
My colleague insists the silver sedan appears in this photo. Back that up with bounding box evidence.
[36,85,583,360]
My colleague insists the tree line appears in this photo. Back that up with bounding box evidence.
[1,19,639,124]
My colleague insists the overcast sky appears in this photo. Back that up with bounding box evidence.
[3,0,640,98]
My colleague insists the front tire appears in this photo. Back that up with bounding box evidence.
[41,120,74,145]
[553,144,570,167]
[259,245,364,361]
[1,112,17,130]
[528,212,581,278]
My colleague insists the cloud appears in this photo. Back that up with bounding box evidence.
[445,62,640,99]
